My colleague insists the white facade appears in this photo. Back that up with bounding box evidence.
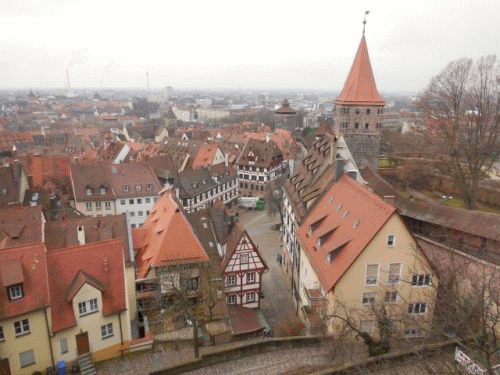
[116,196,159,229]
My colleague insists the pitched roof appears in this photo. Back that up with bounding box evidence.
[228,306,264,335]
[106,162,161,199]
[0,243,50,320]
[297,175,395,292]
[47,238,127,333]
[0,206,43,248]
[133,190,209,279]
[0,165,20,208]
[44,214,132,264]
[237,138,283,168]
[335,36,384,106]
[192,143,221,170]
[70,163,115,202]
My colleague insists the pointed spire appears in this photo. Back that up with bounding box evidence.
[335,35,384,106]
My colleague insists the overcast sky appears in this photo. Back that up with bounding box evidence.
[0,0,499,93]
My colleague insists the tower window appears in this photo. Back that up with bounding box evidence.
[355,123,359,129]
[366,109,371,115]
[365,123,369,129]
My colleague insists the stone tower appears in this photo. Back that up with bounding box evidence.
[333,34,384,168]
[275,98,297,130]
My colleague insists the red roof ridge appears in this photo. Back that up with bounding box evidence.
[335,36,384,106]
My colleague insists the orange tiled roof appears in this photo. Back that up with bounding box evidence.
[335,36,384,106]
[47,238,127,333]
[134,190,209,278]
[297,175,395,292]
[0,243,49,320]
[192,143,220,170]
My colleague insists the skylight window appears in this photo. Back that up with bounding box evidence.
[353,219,360,229]
[336,204,342,212]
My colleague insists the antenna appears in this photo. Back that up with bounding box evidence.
[362,10,370,36]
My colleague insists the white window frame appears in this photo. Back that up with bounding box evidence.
[85,188,92,196]
[145,197,151,203]
[246,272,255,283]
[120,199,126,205]
[387,263,402,285]
[9,284,23,300]
[105,201,111,210]
[78,298,98,316]
[101,323,114,339]
[365,264,379,286]
[86,202,92,211]
[412,274,432,287]
[137,198,142,204]
[240,253,249,264]
[227,275,237,286]
[387,235,396,247]
[14,319,30,336]
[385,291,398,304]
[227,294,236,304]
[95,201,102,210]
[246,291,256,303]
[408,302,427,314]
[60,337,68,354]
[362,292,376,305]
[19,349,35,368]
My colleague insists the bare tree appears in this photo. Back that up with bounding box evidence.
[265,175,286,227]
[418,55,500,209]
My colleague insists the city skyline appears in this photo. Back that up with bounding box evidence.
[1,0,499,92]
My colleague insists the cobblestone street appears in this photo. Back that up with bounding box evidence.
[238,209,298,334]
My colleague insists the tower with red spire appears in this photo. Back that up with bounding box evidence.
[333,17,384,167]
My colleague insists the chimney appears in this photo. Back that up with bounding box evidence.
[224,152,228,167]
[265,133,271,143]
[334,158,345,182]
[77,225,85,245]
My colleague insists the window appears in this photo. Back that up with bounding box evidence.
[0,326,4,341]
[19,349,35,368]
[154,198,158,203]
[130,211,135,217]
[131,224,136,228]
[78,298,98,316]
[138,211,143,217]
[387,263,402,285]
[9,284,23,300]
[99,187,106,195]
[247,272,255,283]
[145,198,151,203]
[366,109,371,115]
[227,275,237,286]
[362,292,376,305]
[95,201,102,210]
[60,338,68,354]
[240,253,249,263]
[105,201,111,210]
[123,185,129,192]
[227,294,236,304]
[146,184,153,191]
[365,264,379,286]
[385,291,398,303]
[405,328,422,337]
[86,202,92,211]
[120,199,125,205]
[408,302,427,314]
[14,319,30,336]
[137,198,142,204]
[412,274,432,287]
[85,187,92,196]
[246,292,256,303]
[101,323,113,339]
[355,122,359,129]
[387,235,395,247]
[129,199,134,204]
[136,184,142,192]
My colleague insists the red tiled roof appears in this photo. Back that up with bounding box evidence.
[192,143,220,170]
[47,238,127,333]
[0,243,49,320]
[298,175,395,292]
[335,36,384,106]
[0,206,43,248]
[228,306,264,335]
[134,190,209,279]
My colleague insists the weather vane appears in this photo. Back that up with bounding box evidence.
[363,10,370,36]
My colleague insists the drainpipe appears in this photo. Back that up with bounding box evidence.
[44,308,56,370]
[118,312,124,345]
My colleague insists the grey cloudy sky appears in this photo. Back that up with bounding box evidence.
[0,0,499,93]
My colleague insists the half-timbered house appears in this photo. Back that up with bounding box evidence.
[221,222,268,308]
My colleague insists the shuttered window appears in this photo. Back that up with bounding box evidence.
[19,350,35,368]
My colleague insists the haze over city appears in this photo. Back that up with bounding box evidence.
[1,0,499,92]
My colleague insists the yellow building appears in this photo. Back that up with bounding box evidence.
[297,175,437,341]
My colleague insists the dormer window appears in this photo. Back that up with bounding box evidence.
[146,184,152,191]
[123,185,129,192]
[85,186,92,196]
[136,184,142,191]
[99,185,107,195]
[8,284,23,300]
